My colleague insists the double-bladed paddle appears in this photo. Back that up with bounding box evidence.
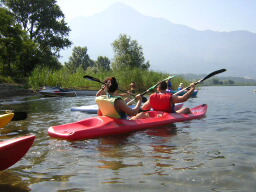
[83,75,148,103]
[127,75,175,105]
[174,68,227,95]
[2,110,28,121]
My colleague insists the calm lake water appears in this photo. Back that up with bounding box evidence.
[1,86,256,192]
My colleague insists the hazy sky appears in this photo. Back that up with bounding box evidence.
[56,0,256,33]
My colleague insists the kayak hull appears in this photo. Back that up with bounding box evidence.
[71,103,184,114]
[49,104,207,140]
[0,135,36,170]
[0,113,14,128]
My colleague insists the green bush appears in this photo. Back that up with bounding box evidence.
[0,76,15,84]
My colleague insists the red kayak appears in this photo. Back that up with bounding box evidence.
[0,135,36,171]
[48,104,207,141]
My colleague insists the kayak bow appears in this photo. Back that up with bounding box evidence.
[0,135,36,170]
[0,113,14,128]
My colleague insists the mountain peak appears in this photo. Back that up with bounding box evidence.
[63,3,256,79]
[104,2,141,16]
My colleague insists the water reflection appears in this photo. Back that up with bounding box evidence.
[94,125,179,171]
[0,171,31,191]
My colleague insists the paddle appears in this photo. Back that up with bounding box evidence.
[127,75,175,105]
[83,75,148,103]
[2,110,28,121]
[174,68,227,95]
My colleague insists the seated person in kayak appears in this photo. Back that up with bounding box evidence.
[96,78,131,103]
[167,77,173,90]
[177,83,184,91]
[141,81,196,114]
[129,81,136,94]
[96,77,148,120]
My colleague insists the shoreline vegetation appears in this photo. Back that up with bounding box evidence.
[1,67,255,100]
[27,67,189,92]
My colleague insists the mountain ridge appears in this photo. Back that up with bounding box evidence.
[60,3,256,79]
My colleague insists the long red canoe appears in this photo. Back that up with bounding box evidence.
[48,104,207,141]
[0,135,36,171]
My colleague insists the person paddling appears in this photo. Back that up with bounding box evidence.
[96,77,148,120]
[141,81,196,114]
[96,77,132,103]
[167,77,173,90]
[129,82,136,94]
[177,83,184,91]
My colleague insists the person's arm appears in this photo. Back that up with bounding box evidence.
[141,100,151,111]
[172,83,196,103]
[116,95,142,116]
[96,85,107,96]
[118,92,129,97]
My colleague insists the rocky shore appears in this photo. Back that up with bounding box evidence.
[0,84,36,100]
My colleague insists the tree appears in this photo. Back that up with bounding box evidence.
[65,46,94,73]
[1,0,71,71]
[225,80,234,85]
[0,7,29,76]
[211,78,223,85]
[111,34,150,70]
[95,56,111,71]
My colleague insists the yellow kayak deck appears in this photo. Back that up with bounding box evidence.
[0,113,14,128]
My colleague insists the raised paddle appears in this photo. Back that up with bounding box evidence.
[174,68,227,96]
[83,75,148,103]
[3,110,28,121]
[127,75,175,105]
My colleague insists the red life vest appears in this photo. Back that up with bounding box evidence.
[150,93,173,112]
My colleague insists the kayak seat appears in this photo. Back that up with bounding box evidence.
[77,117,104,127]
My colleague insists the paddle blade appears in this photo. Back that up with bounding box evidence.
[3,110,28,121]
[12,112,27,121]
[142,97,148,103]
[174,69,227,96]
[83,75,103,84]
[197,69,226,84]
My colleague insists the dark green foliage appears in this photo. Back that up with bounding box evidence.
[111,34,150,70]
[64,46,94,73]
[95,56,111,71]
[0,0,71,78]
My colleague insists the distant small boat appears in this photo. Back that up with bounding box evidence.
[39,86,77,97]
[39,86,98,97]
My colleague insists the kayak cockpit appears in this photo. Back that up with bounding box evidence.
[146,111,165,118]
